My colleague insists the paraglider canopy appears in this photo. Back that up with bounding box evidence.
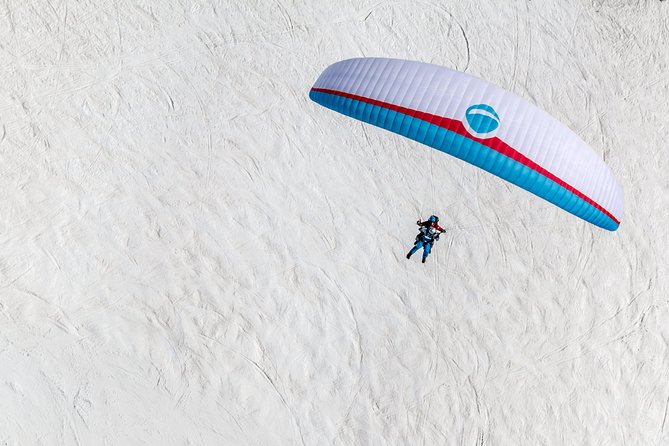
[310,58,623,231]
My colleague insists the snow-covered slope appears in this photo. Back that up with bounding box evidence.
[0,1,667,444]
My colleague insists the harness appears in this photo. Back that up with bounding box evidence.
[416,226,439,244]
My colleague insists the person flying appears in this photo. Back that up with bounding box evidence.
[406,215,444,264]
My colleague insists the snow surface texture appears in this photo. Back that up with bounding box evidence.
[0,1,667,445]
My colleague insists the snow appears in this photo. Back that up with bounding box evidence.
[0,0,667,444]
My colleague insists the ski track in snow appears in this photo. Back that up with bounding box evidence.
[0,0,667,444]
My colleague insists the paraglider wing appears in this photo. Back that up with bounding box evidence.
[309,58,624,231]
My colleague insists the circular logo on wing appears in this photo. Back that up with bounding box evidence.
[464,104,500,139]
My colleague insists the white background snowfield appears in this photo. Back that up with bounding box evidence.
[0,1,667,445]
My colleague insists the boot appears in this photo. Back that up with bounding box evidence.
[422,257,427,264]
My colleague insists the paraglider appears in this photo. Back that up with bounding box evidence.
[309,58,624,231]
[407,215,445,264]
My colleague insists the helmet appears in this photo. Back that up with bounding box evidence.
[429,215,439,223]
